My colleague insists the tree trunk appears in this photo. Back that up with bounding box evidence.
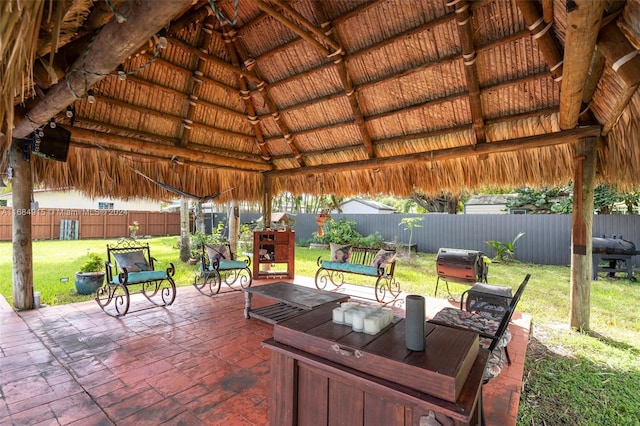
[180,197,190,262]
[195,202,205,234]
[11,138,34,310]
[228,202,239,256]
[570,137,597,330]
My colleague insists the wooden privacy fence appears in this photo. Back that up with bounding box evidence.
[0,208,181,241]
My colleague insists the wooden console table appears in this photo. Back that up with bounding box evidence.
[253,231,295,279]
[243,282,349,323]
[264,303,488,425]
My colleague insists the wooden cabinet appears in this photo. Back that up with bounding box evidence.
[253,231,295,279]
[263,303,487,426]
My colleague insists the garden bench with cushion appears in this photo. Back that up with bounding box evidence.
[193,243,252,296]
[429,273,530,383]
[315,244,400,303]
[98,238,177,317]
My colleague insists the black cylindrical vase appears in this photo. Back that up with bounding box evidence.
[405,295,426,351]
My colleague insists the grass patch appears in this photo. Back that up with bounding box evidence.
[1,239,639,425]
[0,237,200,306]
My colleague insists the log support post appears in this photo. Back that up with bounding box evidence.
[228,202,240,255]
[179,197,190,262]
[570,137,597,331]
[10,138,34,310]
[263,176,272,229]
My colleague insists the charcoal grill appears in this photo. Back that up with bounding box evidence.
[434,248,489,296]
[592,235,639,281]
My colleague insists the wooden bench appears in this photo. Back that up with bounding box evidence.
[193,243,252,296]
[98,238,177,317]
[315,246,400,303]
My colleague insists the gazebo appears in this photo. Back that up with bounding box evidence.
[1,0,639,331]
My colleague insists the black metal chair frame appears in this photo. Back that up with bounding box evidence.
[193,243,252,296]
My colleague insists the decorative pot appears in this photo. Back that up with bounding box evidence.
[75,272,105,295]
[315,214,329,237]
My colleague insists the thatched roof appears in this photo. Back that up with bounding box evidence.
[2,0,639,204]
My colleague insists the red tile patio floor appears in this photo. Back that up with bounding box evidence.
[0,278,530,425]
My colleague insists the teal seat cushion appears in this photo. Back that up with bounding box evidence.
[112,270,166,284]
[321,261,379,276]
[218,260,247,270]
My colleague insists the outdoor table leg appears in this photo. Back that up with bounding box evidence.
[244,291,252,319]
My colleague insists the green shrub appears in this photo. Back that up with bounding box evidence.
[310,218,382,248]
[79,253,104,273]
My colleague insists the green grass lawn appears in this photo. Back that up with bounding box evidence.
[1,238,639,425]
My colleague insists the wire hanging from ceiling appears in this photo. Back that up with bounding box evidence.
[90,135,232,203]
[208,0,239,26]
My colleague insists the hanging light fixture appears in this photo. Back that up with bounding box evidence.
[117,64,127,81]
[87,90,96,104]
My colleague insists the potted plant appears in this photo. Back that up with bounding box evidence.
[75,252,105,295]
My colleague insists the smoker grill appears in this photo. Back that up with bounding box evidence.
[434,248,489,296]
[592,235,639,281]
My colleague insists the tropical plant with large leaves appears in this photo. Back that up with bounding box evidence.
[486,231,525,262]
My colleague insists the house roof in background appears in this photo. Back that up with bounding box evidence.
[340,198,396,211]
[465,194,518,206]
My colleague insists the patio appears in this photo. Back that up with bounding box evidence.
[0,279,530,425]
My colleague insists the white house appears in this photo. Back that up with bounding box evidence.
[463,194,520,214]
[0,188,162,211]
[337,198,396,214]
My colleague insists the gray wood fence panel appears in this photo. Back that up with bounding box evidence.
[204,212,640,267]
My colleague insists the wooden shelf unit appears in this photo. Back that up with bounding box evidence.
[253,231,295,279]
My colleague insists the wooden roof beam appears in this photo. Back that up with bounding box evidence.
[125,74,245,121]
[69,126,271,172]
[168,36,265,85]
[261,70,553,143]
[516,0,564,86]
[317,11,375,158]
[128,64,240,107]
[270,0,341,52]
[267,126,601,178]
[252,0,331,55]
[223,26,306,166]
[597,21,640,135]
[274,106,560,162]
[220,27,272,161]
[73,118,265,164]
[264,27,530,100]
[89,93,254,141]
[180,15,215,146]
[9,0,195,142]
[559,0,604,130]
[451,1,486,145]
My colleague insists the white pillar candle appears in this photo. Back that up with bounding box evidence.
[370,312,385,330]
[332,307,345,324]
[352,310,366,332]
[363,316,380,335]
[381,308,393,326]
[343,308,355,325]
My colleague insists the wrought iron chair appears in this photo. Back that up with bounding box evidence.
[430,273,531,382]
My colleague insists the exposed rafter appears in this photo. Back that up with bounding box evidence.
[221,26,272,161]
[179,14,216,146]
[267,127,602,177]
[516,0,564,87]
[69,127,271,172]
[450,0,486,145]
[597,21,640,135]
[223,25,306,166]
[9,0,196,142]
[559,0,604,130]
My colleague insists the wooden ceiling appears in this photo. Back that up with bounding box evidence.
[2,0,639,203]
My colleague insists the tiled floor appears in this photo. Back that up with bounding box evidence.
[0,279,530,425]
